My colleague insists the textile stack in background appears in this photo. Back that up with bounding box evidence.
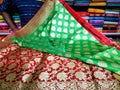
[65,0,74,5]
[77,12,89,22]
[88,8,105,32]
[118,18,120,32]
[0,13,21,40]
[103,8,120,33]
[74,0,91,6]
[73,0,90,23]
[12,13,21,29]
[107,0,120,6]
[0,15,10,33]
[73,0,120,33]
[0,14,10,40]
[90,0,106,6]
[88,0,106,32]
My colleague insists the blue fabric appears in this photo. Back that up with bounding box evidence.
[0,0,12,12]
[0,0,43,26]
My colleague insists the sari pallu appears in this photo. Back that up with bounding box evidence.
[0,0,120,89]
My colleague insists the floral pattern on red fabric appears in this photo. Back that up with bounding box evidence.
[0,44,120,90]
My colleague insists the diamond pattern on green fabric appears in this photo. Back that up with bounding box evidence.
[12,1,120,75]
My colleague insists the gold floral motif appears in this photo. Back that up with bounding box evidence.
[56,82,67,89]
[57,72,67,81]
[51,63,59,69]
[47,56,55,61]
[39,72,49,81]
[22,63,31,70]
[0,62,3,68]
[21,57,29,61]
[75,71,87,80]
[8,55,17,60]
[94,71,106,79]
[8,63,17,70]
[34,58,41,62]
[66,62,75,68]
[6,73,16,82]
[22,74,33,83]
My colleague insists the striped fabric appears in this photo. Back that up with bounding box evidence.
[0,0,43,26]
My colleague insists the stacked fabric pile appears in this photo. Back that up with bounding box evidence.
[0,14,10,40]
[77,12,89,22]
[87,0,106,32]
[0,13,21,40]
[74,0,91,6]
[117,16,120,33]
[90,0,106,6]
[0,14,10,34]
[107,0,120,6]
[65,0,74,5]
[75,0,120,33]
[12,13,21,29]
[88,8,105,32]
[103,8,120,33]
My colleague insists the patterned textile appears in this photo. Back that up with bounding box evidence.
[0,0,120,89]
[0,0,43,26]
[10,0,120,75]
[113,40,120,47]
[0,44,120,90]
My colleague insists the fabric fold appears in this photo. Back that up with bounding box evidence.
[1,0,120,76]
[0,0,120,89]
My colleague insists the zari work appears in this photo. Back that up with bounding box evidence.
[0,44,120,89]
[11,0,120,74]
[0,0,120,89]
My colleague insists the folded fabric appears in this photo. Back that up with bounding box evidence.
[107,3,120,6]
[0,15,3,19]
[105,10,119,14]
[104,21,118,24]
[92,0,106,1]
[0,22,8,26]
[77,12,89,16]
[88,8,105,13]
[104,24,117,28]
[0,0,120,89]
[89,13,105,16]
[74,3,90,6]
[89,16,105,20]
[89,2,106,6]
[0,29,9,31]
[89,20,104,25]
[102,30,118,33]
[105,17,119,22]
[2,0,120,75]
[107,0,120,2]
[106,13,120,17]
